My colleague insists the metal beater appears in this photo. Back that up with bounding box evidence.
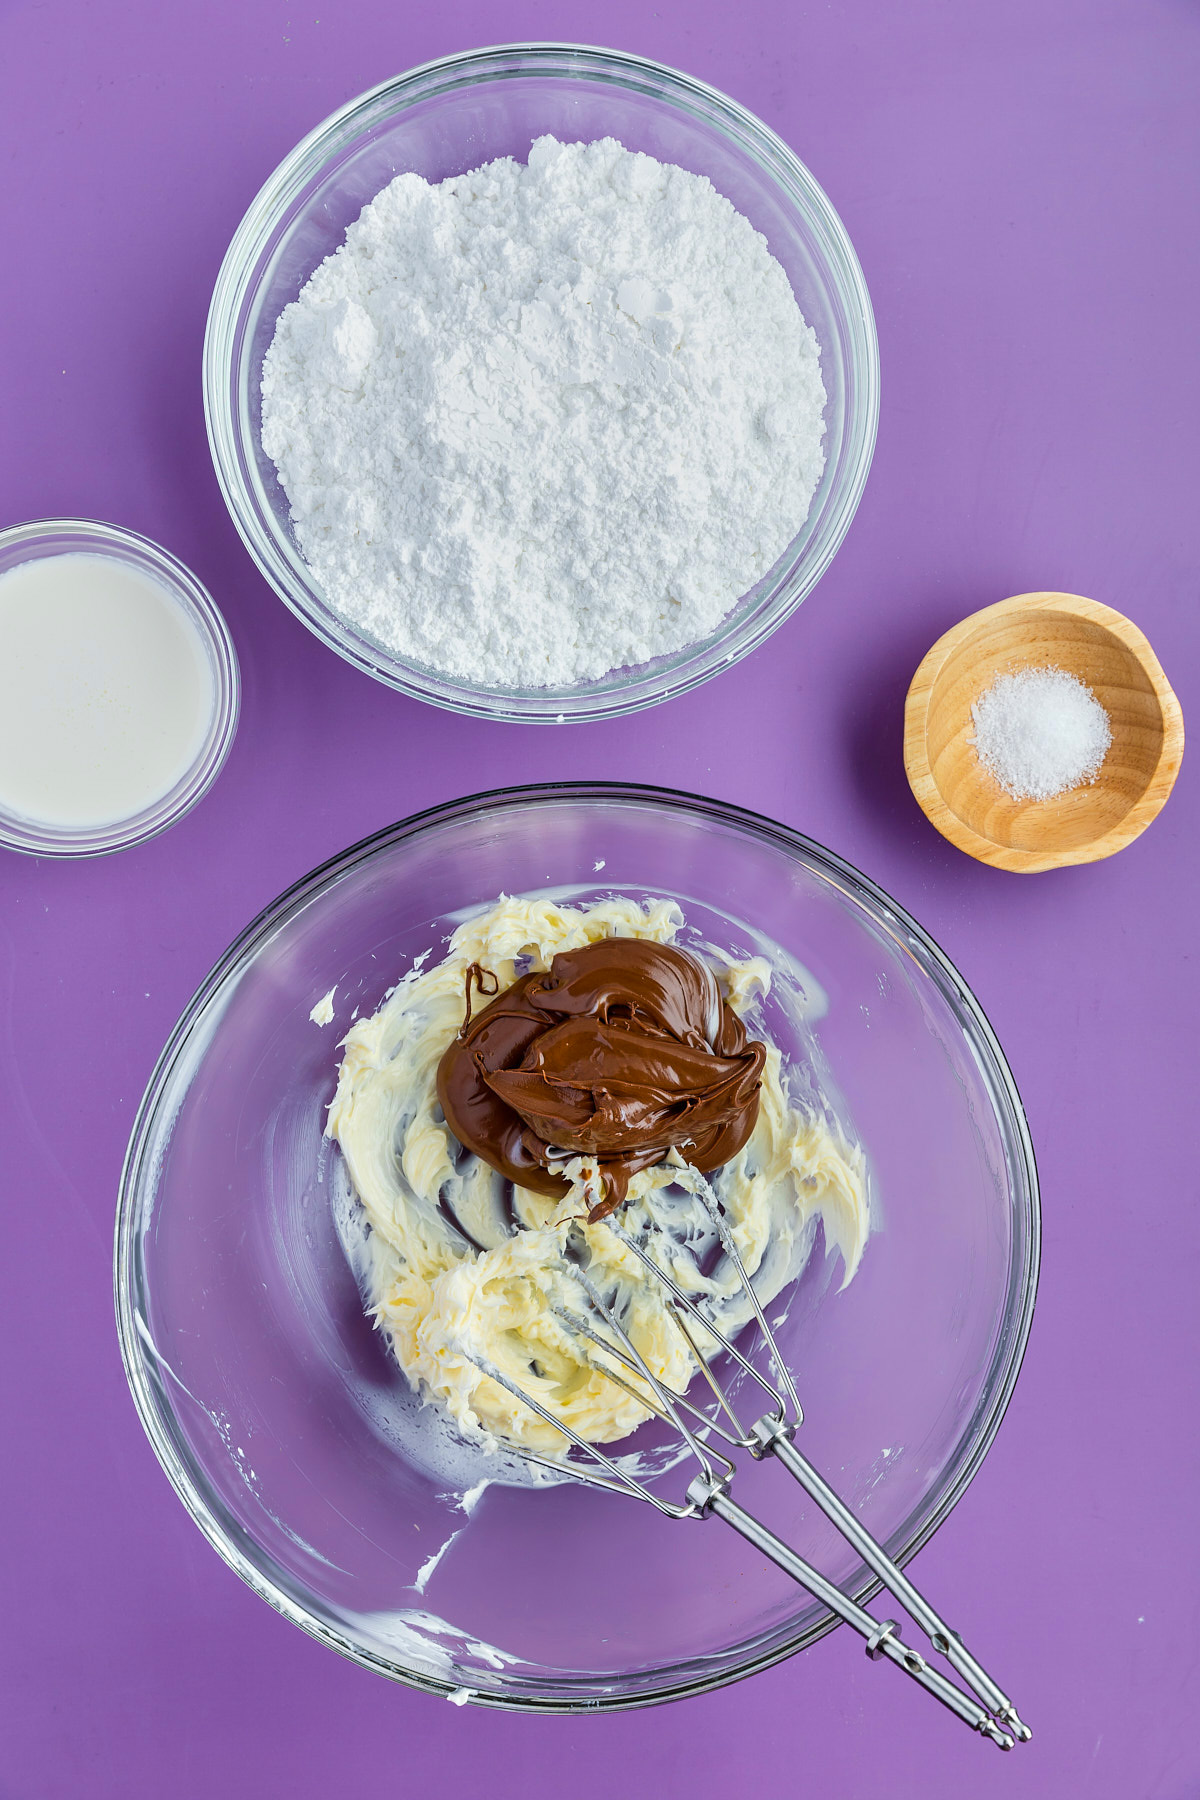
[455,1169,1030,1750]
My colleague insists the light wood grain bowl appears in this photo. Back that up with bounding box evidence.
[904,592,1184,873]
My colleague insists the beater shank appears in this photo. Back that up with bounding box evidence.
[450,1170,1029,1748]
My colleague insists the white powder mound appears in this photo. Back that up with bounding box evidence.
[970,664,1113,801]
[260,135,826,689]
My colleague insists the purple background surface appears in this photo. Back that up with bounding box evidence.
[1,2,1197,1796]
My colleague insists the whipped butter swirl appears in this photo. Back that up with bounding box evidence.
[328,895,869,1454]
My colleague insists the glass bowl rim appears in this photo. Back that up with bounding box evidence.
[0,517,241,859]
[114,780,1040,1711]
[202,42,881,724]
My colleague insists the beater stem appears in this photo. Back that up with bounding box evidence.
[689,1475,1015,1749]
[751,1415,1029,1738]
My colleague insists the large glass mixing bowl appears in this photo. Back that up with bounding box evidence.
[203,45,879,722]
[115,785,1038,1709]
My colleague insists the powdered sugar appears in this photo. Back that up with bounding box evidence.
[260,136,826,689]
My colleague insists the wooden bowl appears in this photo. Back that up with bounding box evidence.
[904,592,1184,872]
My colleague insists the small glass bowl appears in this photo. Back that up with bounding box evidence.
[0,520,240,858]
[204,44,879,722]
[116,784,1039,1710]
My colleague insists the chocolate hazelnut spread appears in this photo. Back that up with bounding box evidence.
[437,938,766,1220]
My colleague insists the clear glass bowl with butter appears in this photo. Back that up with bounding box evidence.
[116,784,1039,1710]
[204,44,879,722]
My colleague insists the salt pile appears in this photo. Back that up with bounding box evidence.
[970,664,1112,801]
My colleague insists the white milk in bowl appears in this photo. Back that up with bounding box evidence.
[0,552,216,833]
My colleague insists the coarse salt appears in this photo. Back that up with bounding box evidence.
[970,664,1112,801]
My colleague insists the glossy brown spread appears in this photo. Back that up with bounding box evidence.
[436,938,766,1221]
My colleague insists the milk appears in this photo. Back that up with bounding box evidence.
[0,552,215,828]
